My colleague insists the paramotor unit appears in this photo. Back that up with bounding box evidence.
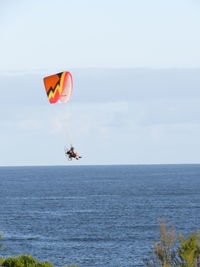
[43,71,82,161]
[64,146,82,161]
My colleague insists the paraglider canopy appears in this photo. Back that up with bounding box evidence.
[43,71,73,104]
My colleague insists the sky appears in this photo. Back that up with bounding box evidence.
[0,0,200,166]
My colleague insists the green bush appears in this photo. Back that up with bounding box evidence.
[178,233,200,266]
[145,222,177,267]
[0,255,78,267]
[145,222,200,267]
[0,234,77,267]
[1,255,55,267]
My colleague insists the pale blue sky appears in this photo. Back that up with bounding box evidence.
[0,1,200,166]
[1,0,200,70]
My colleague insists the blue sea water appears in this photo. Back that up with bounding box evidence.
[0,165,200,267]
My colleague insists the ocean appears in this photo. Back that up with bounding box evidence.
[0,165,200,267]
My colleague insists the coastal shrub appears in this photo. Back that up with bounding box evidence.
[0,257,5,265]
[145,222,200,267]
[0,255,78,267]
[145,222,177,266]
[154,222,176,266]
[178,233,200,266]
[1,255,55,267]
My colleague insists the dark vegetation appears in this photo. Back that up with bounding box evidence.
[0,254,77,267]
[0,234,77,267]
[1,224,200,267]
[145,222,200,267]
